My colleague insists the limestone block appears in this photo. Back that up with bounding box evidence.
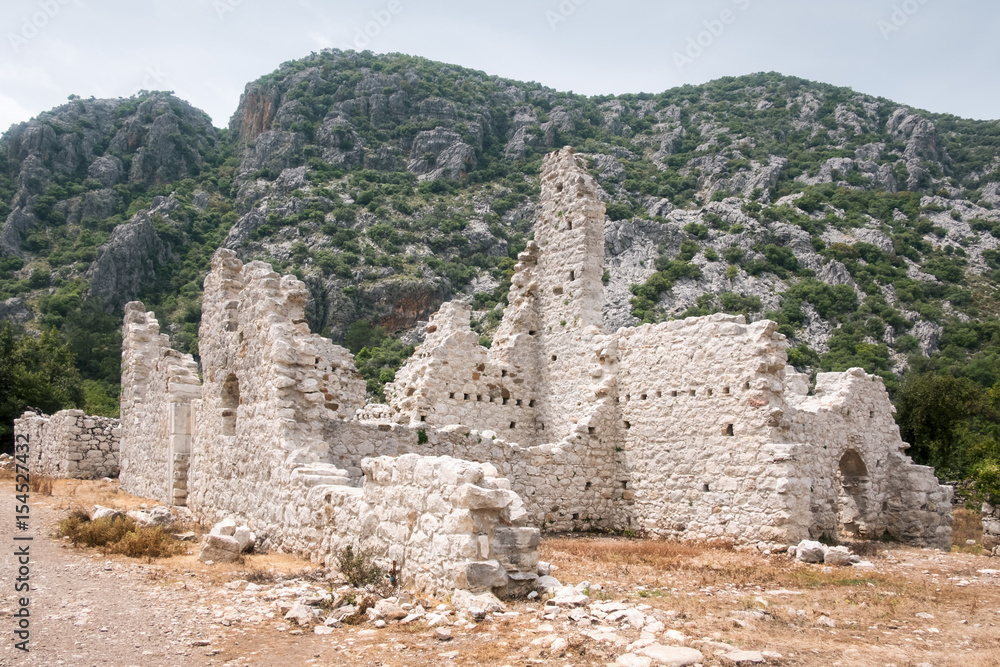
[198,534,241,562]
[794,540,826,563]
[464,560,509,591]
[453,484,512,510]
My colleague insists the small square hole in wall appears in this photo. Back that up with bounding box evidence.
[551,355,558,361]
[463,393,470,401]
[723,387,730,395]
[477,395,483,402]
[572,513,579,521]
[624,421,631,429]
[707,388,713,397]
[656,391,662,398]
[569,270,576,281]
[585,481,592,489]
[502,397,509,405]
[510,422,516,429]
[724,424,734,436]
[869,410,874,418]
[529,399,536,407]
[553,286,564,295]
[516,399,523,407]
[671,390,678,397]
[702,483,710,492]
[567,221,573,230]
[588,426,596,435]
[448,392,455,399]
[419,415,426,422]
[529,330,537,336]
[689,389,697,397]
[501,370,508,377]
[641,394,647,400]
[621,481,628,489]
[744,382,751,391]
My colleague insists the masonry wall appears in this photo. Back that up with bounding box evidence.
[784,370,953,549]
[119,303,201,505]
[181,249,539,595]
[615,316,800,543]
[14,410,119,479]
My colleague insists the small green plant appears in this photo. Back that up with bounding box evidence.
[417,429,429,445]
[335,545,389,589]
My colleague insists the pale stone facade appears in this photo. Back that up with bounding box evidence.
[14,410,119,479]
[110,146,951,596]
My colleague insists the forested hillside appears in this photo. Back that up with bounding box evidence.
[1,50,998,495]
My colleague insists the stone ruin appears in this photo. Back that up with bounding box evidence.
[16,147,958,596]
[985,501,1000,556]
[14,410,120,479]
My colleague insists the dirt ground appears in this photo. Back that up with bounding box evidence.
[0,477,998,667]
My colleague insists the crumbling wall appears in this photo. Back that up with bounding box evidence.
[785,369,953,550]
[119,303,201,505]
[303,454,539,598]
[186,249,367,523]
[14,410,120,479]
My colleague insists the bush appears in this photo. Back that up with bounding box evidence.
[335,545,389,589]
[57,512,183,559]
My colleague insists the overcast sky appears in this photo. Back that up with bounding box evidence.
[1,0,996,131]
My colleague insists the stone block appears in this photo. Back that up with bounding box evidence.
[464,560,508,590]
[198,534,241,563]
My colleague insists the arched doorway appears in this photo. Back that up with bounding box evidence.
[838,450,870,537]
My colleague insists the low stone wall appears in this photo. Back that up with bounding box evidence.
[14,410,120,479]
[304,455,539,598]
[985,501,1000,556]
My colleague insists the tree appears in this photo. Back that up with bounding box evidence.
[0,323,85,453]
[895,373,983,475]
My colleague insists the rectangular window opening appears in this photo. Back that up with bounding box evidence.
[510,422,516,429]
[724,424,734,437]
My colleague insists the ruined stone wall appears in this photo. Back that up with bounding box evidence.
[615,316,799,543]
[302,454,539,598]
[119,303,201,505]
[614,317,953,548]
[323,418,619,532]
[384,302,542,445]
[186,249,367,524]
[14,410,119,479]
[784,370,953,550]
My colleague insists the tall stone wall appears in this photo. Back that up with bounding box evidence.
[614,316,798,543]
[14,410,120,479]
[119,303,201,505]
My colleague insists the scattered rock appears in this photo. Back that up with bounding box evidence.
[722,650,766,664]
[794,540,826,564]
[638,644,704,667]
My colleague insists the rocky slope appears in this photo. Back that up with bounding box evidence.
[2,50,1000,395]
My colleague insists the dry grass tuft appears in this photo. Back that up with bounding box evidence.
[29,474,53,496]
[58,511,184,559]
[952,507,983,552]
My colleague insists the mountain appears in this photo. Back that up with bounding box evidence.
[2,50,1000,484]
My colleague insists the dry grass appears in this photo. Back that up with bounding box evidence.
[29,473,53,496]
[952,507,984,552]
[540,536,1000,667]
[58,510,185,559]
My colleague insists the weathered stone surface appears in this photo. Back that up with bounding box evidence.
[464,560,508,590]
[638,644,703,667]
[198,534,242,563]
[823,545,854,567]
[795,540,826,564]
[14,410,120,480]
[451,589,505,615]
